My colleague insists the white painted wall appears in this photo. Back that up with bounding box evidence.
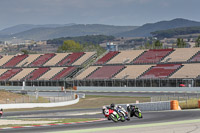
[0,97,79,109]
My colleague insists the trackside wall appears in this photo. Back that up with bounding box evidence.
[77,86,200,93]
[119,101,171,111]
[0,97,79,109]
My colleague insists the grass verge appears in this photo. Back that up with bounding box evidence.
[5,95,150,112]
[179,98,199,109]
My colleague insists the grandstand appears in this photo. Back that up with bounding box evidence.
[133,49,173,64]
[43,53,69,66]
[29,53,56,67]
[3,54,28,67]
[57,52,85,66]
[51,67,77,80]
[86,65,125,80]
[107,50,144,64]
[161,48,200,63]
[1,48,200,87]
[113,65,152,79]
[170,64,200,79]
[95,51,119,65]
[0,55,14,66]
[139,64,182,79]
[16,54,42,67]
[0,68,22,80]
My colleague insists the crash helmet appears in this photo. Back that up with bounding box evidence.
[110,103,115,108]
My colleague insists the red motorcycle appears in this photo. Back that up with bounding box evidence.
[102,106,125,122]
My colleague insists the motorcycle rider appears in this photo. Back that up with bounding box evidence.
[127,104,140,117]
[110,103,130,121]
[0,108,3,118]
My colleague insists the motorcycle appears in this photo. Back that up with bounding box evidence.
[0,109,3,118]
[116,107,130,121]
[103,107,126,122]
[127,104,143,119]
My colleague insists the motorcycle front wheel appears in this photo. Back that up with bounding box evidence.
[109,114,118,123]
[119,112,126,122]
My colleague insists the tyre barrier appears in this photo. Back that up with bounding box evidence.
[170,100,181,110]
[198,100,200,108]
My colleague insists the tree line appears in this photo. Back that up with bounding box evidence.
[47,35,115,45]
[151,26,200,38]
[141,36,200,49]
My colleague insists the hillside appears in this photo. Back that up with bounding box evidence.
[151,26,200,38]
[116,18,200,37]
[0,24,75,35]
[0,24,138,41]
[47,35,115,45]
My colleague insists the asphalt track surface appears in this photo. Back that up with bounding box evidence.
[2,109,200,133]
[2,91,200,133]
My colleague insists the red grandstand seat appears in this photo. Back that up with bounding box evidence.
[190,52,200,62]
[86,65,125,80]
[3,54,28,67]
[29,53,55,67]
[140,64,182,79]
[24,67,50,80]
[133,49,173,64]
[95,51,119,65]
[51,67,76,80]
[57,52,85,66]
[0,68,22,80]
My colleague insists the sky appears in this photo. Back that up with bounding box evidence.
[0,0,200,30]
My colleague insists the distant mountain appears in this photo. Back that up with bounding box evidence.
[1,24,138,40]
[0,23,75,35]
[116,18,200,37]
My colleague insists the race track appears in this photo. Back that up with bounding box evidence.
[1,109,200,133]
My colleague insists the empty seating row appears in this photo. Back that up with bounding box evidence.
[52,67,76,80]
[86,65,125,80]
[139,64,182,79]
[0,67,77,81]
[133,49,173,64]
[107,50,144,64]
[3,54,28,67]
[75,64,194,80]
[16,54,42,67]
[57,52,85,66]
[170,64,200,79]
[74,66,100,80]
[0,52,95,68]
[190,52,200,62]
[113,65,152,79]
[0,68,22,80]
[0,63,200,81]
[95,48,200,65]
[161,48,200,63]
[29,53,56,67]
[95,51,119,65]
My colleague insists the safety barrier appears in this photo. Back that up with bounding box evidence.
[198,100,200,108]
[170,100,179,110]
[77,86,200,93]
[118,100,181,111]
[0,96,79,109]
